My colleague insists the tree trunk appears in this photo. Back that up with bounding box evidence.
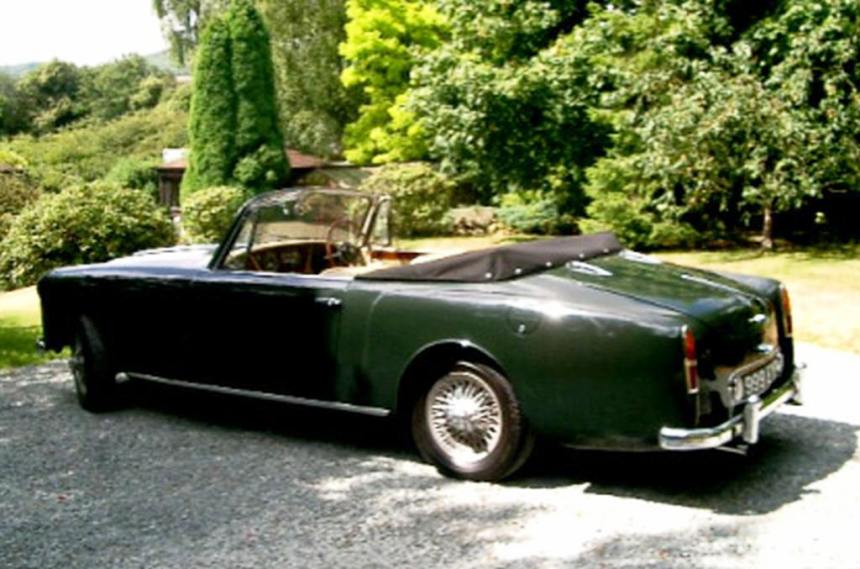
[762,202,774,250]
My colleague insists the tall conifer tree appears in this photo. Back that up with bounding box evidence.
[183,17,236,195]
[226,0,289,189]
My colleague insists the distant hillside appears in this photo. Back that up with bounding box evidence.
[0,62,40,78]
[0,51,187,79]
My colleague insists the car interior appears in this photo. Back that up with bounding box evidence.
[220,189,449,278]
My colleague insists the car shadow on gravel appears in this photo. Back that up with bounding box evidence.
[129,380,857,516]
[128,381,414,457]
[515,412,858,515]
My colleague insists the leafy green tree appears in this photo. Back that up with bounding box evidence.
[183,16,237,194]
[84,55,174,121]
[17,61,87,133]
[258,0,362,157]
[408,0,611,209]
[226,0,288,189]
[339,0,448,165]
[152,0,228,65]
[0,74,28,136]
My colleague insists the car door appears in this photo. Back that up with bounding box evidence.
[185,269,347,400]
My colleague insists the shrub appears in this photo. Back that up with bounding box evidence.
[497,191,576,235]
[181,186,249,244]
[105,157,160,201]
[359,163,454,237]
[0,172,40,238]
[0,149,27,169]
[581,191,699,249]
[0,182,175,289]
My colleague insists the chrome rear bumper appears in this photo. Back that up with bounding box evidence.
[659,365,804,451]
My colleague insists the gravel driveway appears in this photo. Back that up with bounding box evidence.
[1,344,858,569]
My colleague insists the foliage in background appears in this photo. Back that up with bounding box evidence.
[1,95,188,192]
[0,73,29,135]
[0,172,40,239]
[227,0,289,189]
[407,0,609,210]
[105,157,162,202]
[579,0,860,248]
[183,16,237,194]
[84,55,175,122]
[0,57,175,137]
[259,0,361,158]
[359,163,453,236]
[152,0,229,65]
[181,185,248,243]
[0,183,175,290]
[184,0,288,195]
[497,191,576,235]
[339,0,448,165]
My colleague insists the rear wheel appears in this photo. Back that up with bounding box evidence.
[411,362,534,481]
[70,317,118,412]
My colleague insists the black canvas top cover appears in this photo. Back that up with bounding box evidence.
[358,232,623,283]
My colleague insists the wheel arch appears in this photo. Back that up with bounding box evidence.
[393,340,506,420]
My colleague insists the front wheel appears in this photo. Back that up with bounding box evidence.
[411,362,534,481]
[70,317,118,413]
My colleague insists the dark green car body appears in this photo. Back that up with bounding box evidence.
[38,189,801,453]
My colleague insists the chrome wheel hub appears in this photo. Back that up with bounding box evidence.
[426,370,502,465]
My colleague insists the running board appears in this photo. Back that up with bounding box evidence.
[120,372,391,418]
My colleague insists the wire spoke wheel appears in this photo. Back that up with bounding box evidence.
[426,370,503,466]
[70,337,87,398]
[412,361,534,481]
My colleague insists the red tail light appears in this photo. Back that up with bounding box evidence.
[682,326,699,394]
[779,285,793,337]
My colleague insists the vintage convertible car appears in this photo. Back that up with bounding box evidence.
[38,187,803,481]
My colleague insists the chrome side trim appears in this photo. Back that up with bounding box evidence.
[659,365,803,451]
[125,372,391,417]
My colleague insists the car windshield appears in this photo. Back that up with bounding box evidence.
[252,190,372,245]
[222,189,374,272]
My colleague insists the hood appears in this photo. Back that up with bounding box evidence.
[102,244,218,270]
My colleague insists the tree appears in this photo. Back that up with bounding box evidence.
[17,61,87,133]
[84,55,174,121]
[0,74,28,136]
[152,0,228,65]
[258,0,362,157]
[183,0,288,194]
[407,0,610,208]
[339,0,448,165]
[182,16,237,194]
[226,0,288,189]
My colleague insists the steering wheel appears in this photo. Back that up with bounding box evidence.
[325,217,367,268]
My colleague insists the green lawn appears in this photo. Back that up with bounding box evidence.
[0,241,856,370]
[0,286,59,370]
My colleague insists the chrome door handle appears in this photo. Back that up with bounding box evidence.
[315,297,343,308]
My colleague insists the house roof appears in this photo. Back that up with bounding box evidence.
[156,148,327,172]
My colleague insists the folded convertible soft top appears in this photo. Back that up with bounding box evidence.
[358,232,623,283]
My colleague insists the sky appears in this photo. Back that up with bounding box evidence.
[0,0,169,67]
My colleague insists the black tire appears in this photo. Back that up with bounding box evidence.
[70,317,118,412]
[411,361,534,481]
